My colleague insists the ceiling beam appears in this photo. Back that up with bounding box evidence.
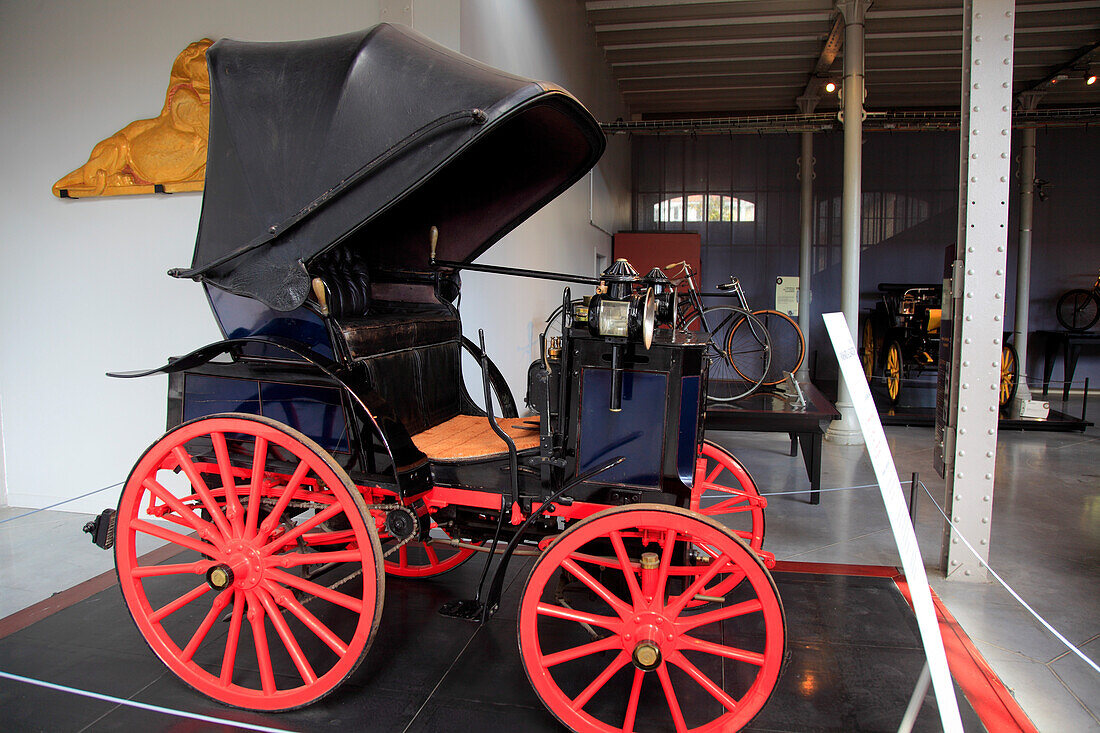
[798,13,845,109]
[1020,40,1100,95]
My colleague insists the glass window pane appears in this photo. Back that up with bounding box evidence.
[707,194,723,222]
[686,194,704,222]
[740,199,756,222]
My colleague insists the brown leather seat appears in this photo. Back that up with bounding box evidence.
[411,415,539,462]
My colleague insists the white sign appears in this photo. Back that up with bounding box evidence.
[822,312,963,733]
[775,276,799,317]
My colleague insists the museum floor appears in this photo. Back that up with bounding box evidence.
[0,400,1096,731]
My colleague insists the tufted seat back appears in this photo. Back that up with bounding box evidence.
[311,246,372,319]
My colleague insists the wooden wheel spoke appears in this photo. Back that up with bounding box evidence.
[262,502,344,556]
[656,662,689,733]
[266,567,363,613]
[666,554,732,618]
[246,592,277,694]
[571,650,630,711]
[263,580,348,657]
[211,432,245,536]
[131,560,213,578]
[423,543,439,566]
[536,602,623,631]
[705,463,723,484]
[142,478,225,550]
[257,460,312,540]
[623,668,644,733]
[654,528,677,601]
[255,587,318,685]
[700,494,752,513]
[172,446,234,539]
[302,529,356,546]
[542,636,621,668]
[150,583,210,624]
[560,558,632,619]
[181,589,233,662]
[245,436,268,540]
[609,530,644,608]
[398,546,408,568]
[667,650,740,712]
[268,550,364,568]
[220,590,245,685]
[131,518,221,558]
[679,635,766,666]
[676,599,764,632]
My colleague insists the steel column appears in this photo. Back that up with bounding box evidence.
[942,0,1016,582]
[1011,122,1037,409]
[797,96,818,381]
[825,0,870,445]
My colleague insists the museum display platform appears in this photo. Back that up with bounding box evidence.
[0,550,1033,732]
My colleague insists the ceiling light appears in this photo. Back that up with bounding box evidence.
[1087,74,1097,86]
[825,81,836,93]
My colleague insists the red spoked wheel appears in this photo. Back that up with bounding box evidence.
[518,505,786,733]
[382,521,476,578]
[690,441,766,555]
[115,414,384,711]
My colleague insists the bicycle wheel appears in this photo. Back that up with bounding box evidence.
[685,306,771,402]
[1000,343,1018,409]
[730,309,804,386]
[1056,289,1099,331]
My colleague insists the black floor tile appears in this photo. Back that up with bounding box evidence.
[0,559,988,732]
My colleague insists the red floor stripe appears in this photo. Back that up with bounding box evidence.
[772,559,900,577]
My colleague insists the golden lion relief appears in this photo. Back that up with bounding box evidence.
[53,39,213,198]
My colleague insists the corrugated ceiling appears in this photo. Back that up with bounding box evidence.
[584,0,1100,118]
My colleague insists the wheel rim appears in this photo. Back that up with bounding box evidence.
[731,310,804,386]
[1000,345,1018,406]
[115,414,384,710]
[885,344,902,402]
[861,319,875,382]
[1058,290,1098,331]
[518,506,785,733]
[691,442,765,552]
[381,522,475,578]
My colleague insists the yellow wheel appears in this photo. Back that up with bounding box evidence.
[860,318,876,382]
[1000,343,1018,408]
[884,341,903,405]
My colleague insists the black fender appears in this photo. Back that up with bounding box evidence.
[108,336,429,494]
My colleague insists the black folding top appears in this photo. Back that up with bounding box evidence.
[177,23,605,311]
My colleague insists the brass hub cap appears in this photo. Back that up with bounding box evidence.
[206,564,234,590]
[632,641,662,671]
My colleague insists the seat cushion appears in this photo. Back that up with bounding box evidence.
[339,312,460,360]
[411,415,540,462]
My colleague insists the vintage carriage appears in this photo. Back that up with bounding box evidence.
[85,25,786,731]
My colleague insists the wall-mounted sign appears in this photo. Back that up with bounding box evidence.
[775,276,799,317]
[53,39,213,198]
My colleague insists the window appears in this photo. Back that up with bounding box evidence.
[654,194,754,223]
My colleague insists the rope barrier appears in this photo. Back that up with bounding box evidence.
[918,480,1100,675]
[0,670,294,732]
[0,482,121,525]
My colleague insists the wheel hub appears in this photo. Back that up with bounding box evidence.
[632,640,661,671]
[206,564,234,590]
[624,610,674,671]
[221,539,264,589]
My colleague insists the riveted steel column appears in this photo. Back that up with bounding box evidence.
[826,0,870,445]
[942,0,1016,582]
[797,96,818,381]
[1011,122,1038,408]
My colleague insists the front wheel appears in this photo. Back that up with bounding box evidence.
[518,505,786,733]
[861,317,877,382]
[685,305,772,402]
[1056,289,1099,331]
[115,413,385,710]
[732,309,804,386]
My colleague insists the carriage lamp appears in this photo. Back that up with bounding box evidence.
[642,267,676,326]
[587,259,656,411]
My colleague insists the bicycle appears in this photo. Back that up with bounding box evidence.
[664,261,774,402]
[668,262,806,388]
[1056,268,1100,331]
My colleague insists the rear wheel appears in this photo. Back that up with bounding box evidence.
[691,441,766,554]
[731,309,804,386]
[518,505,785,733]
[1000,343,1019,409]
[884,341,903,405]
[1056,289,1099,332]
[382,521,475,578]
[115,413,384,710]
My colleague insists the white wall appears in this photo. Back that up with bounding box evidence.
[0,0,628,512]
[458,0,632,403]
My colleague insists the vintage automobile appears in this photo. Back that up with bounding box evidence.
[862,282,1017,409]
[84,25,786,731]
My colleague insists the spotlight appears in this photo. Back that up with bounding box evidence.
[1087,74,1097,86]
[825,81,837,93]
